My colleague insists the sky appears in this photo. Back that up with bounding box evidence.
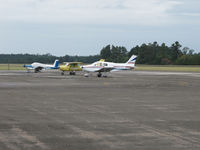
[0,0,200,56]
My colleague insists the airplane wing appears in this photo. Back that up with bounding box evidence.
[68,62,82,65]
[95,67,115,72]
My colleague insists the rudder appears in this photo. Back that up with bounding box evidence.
[126,55,137,64]
[53,60,59,68]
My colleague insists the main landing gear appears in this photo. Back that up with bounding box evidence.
[97,73,102,77]
[34,69,40,73]
[69,71,76,75]
[61,71,76,75]
[97,73,107,78]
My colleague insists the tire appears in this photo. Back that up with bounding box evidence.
[97,73,102,77]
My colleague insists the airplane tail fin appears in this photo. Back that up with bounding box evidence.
[53,60,59,68]
[126,55,137,65]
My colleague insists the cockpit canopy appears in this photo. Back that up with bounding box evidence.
[93,62,108,67]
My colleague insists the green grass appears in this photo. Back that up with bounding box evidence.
[135,65,200,72]
[0,64,26,70]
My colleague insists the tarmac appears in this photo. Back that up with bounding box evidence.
[0,70,200,150]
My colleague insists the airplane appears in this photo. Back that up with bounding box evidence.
[59,62,82,75]
[24,59,59,73]
[82,55,137,77]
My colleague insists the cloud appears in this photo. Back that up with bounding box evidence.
[0,0,182,25]
[183,13,200,17]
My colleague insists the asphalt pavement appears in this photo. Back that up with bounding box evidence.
[0,70,200,150]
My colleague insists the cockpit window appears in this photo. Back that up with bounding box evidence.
[95,63,102,66]
[103,63,108,66]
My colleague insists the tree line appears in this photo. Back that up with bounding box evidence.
[101,41,200,65]
[0,53,101,64]
[0,41,200,65]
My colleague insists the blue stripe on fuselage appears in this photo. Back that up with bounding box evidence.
[50,67,59,69]
[24,65,32,68]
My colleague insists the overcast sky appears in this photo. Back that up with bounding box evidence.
[0,0,200,56]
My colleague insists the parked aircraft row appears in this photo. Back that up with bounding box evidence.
[23,55,137,77]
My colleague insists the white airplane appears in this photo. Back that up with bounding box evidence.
[24,59,59,73]
[82,55,137,77]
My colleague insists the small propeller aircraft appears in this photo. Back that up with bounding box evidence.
[24,59,59,73]
[82,55,137,77]
[59,62,82,75]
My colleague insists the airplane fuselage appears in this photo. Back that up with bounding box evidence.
[83,62,135,72]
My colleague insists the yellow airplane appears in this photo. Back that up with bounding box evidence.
[59,62,82,75]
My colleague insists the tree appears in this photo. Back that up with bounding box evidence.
[100,45,128,62]
[129,45,140,57]
[100,45,111,61]
[170,41,182,62]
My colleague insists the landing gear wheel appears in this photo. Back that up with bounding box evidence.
[70,72,76,75]
[84,73,89,77]
[97,73,102,77]
[61,72,64,75]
